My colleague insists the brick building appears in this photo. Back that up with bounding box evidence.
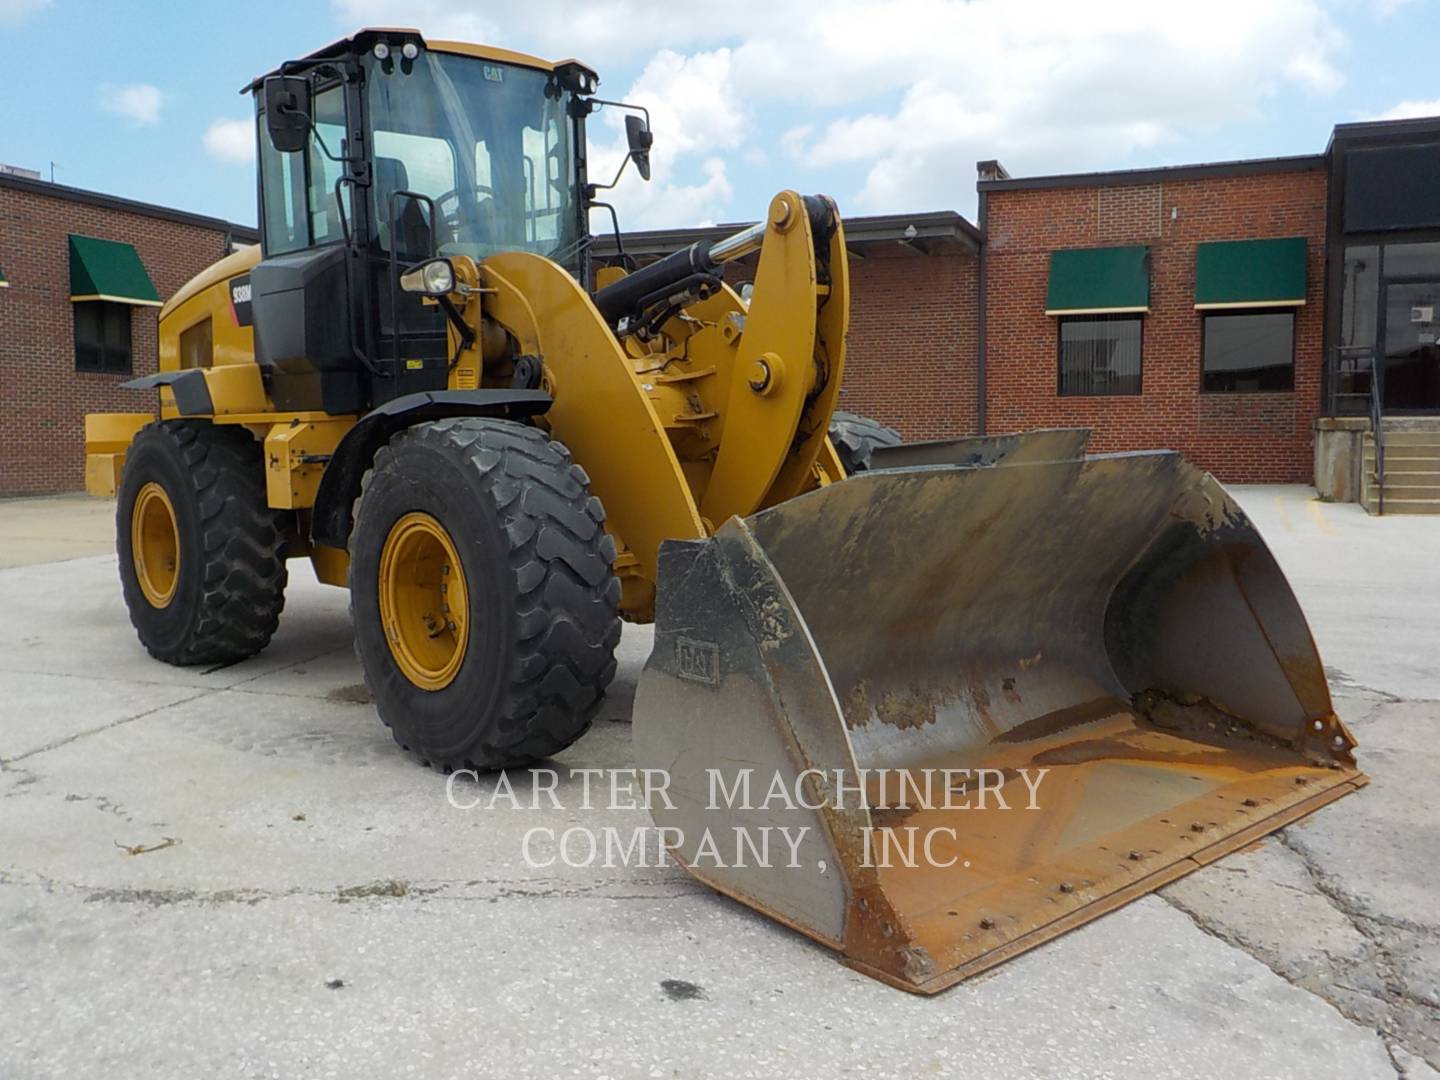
[977,156,1329,482]
[603,115,1440,495]
[0,172,255,496]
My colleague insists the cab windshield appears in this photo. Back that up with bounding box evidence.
[365,50,580,267]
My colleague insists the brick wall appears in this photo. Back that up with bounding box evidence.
[838,252,979,439]
[983,167,1328,483]
[0,184,238,496]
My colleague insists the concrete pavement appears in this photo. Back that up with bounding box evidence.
[1,487,1436,1079]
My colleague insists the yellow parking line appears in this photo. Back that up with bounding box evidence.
[1306,498,1337,535]
[1273,496,1296,532]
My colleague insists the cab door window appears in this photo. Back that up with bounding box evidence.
[307,85,350,246]
[257,84,350,255]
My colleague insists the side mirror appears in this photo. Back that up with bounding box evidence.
[263,75,311,154]
[625,114,653,182]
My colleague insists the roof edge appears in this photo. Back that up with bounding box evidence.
[977,154,1325,193]
[0,172,257,241]
[592,209,982,257]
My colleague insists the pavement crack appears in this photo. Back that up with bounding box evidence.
[223,646,354,690]
[1275,832,1439,1065]
[1157,888,1435,1071]
[0,871,705,909]
[1275,832,1375,939]
[1325,667,1406,704]
[1,688,217,764]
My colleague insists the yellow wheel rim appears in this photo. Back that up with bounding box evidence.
[378,512,469,691]
[131,482,180,608]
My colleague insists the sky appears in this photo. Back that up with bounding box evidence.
[1,0,1437,234]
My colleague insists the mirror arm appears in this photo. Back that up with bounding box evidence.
[587,155,636,194]
[276,106,363,166]
[583,98,653,192]
[588,199,630,267]
[588,99,650,131]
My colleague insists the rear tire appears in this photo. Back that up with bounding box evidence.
[116,420,288,665]
[349,417,621,770]
[829,410,902,474]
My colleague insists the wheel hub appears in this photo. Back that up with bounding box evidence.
[378,512,470,691]
[131,481,180,608]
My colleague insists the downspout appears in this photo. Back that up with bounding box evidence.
[975,188,988,436]
[974,160,1009,435]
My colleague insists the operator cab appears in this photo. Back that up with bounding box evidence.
[242,29,598,414]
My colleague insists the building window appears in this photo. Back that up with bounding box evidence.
[1202,310,1295,393]
[73,301,132,374]
[1058,315,1143,396]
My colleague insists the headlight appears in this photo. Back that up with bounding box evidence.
[400,258,455,296]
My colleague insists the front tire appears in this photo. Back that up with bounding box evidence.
[116,420,288,665]
[349,418,621,770]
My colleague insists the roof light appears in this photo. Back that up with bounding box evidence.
[401,42,419,60]
[373,42,390,60]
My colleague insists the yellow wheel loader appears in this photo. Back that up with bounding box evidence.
[85,28,1365,993]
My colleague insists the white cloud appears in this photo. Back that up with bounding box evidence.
[100,83,164,126]
[1373,99,1440,121]
[0,0,49,22]
[587,49,747,228]
[780,125,812,161]
[332,0,1348,221]
[778,0,1344,210]
[203,118,256,165]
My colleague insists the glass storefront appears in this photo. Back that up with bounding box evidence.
[1328,123,1440,413]
[1335,241,1440,411]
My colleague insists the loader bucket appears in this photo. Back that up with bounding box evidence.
[632,451,1366,993]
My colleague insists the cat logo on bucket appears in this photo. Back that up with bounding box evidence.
[676,637,720,686]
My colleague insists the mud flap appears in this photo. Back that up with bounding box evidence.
[632,450,1366,993]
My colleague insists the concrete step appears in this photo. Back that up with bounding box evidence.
[1363,462,1440,477]
[1364,496,1440,515]
[1364,431,1440,448]
[1379,416,1440,433]
[1368,479,1440,497]
[1363,459,1440,475]
[1365,449,1440,461]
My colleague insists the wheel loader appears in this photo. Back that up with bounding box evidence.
[84,28,1365,993]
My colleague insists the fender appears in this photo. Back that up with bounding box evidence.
[122,370,214,416]
[310,389,551,549]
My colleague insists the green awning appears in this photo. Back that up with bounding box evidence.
[1194,237,1307,309]
[1046,245,1150,315]
[68,234,161,306]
